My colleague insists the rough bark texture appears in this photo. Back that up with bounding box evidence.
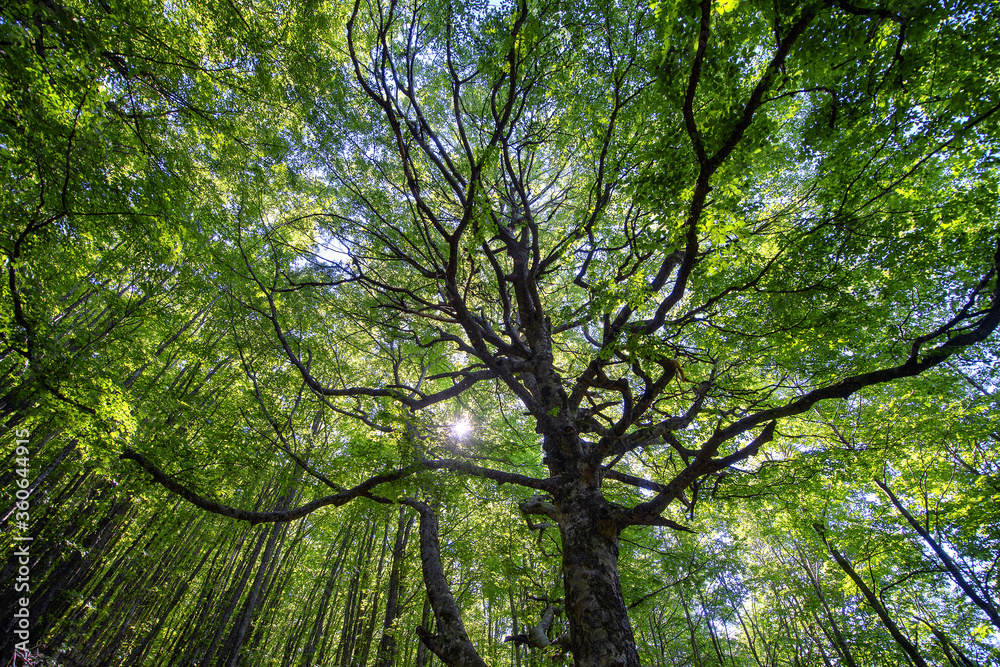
[558,485,641,667]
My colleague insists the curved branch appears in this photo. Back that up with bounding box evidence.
[626,246,1000,524]
[683,0,711,164]
[121,448,406,524]
[423,458,562,493]
[708,255,999,450]
[400,499,489,667]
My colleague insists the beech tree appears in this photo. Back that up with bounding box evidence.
[6,0,999,665]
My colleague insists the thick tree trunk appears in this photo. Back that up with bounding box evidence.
[557,485,640,667]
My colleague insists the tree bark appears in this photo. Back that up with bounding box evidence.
[376,506,414,667]
[921,619,976,667]
[301,526,352,667]
[557,484,640,667]
[222,514,288,667]
[416,597,432,667]
[355,516,391,667]
[402,499,488,667]
[508,586,523,667]
[678,589,705,667]
[200,523,271,667]
[505,603,568,650]
[792,541,860,667]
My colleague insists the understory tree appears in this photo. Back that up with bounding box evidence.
[4,0,1000,665]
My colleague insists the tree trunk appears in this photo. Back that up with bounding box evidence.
[403,499,487,667]
[376,507,414,667]
[694,583,727,666]
[921,619,976,667]
[416,598,432,667]
[678,590,705,667]
[814,525,930,667]
[792,541,859,667]
[200,523,271,666]
[355,515,391,667]
[508,586,523,667]
[557,484,640,667]
[222,517,287,667]
[874,477,1000,630]
[300,528,351,667]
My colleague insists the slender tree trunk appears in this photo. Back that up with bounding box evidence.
[222,516,287,667]
[921,619,976,667]
[376,507,414,667]
[337,522,373,667]
[717,569,763,667]
[416,598,432,667]
[815,525,930,667]
[508,585,522,667]
[300,531,350,667]
[695,584,726,667]
[678,589,705,667]
[171,536,231,667]
[874,477,1000,630]
[201,523,271,666]
[356,516,392,667]
[805,623,836,667]
[792,542,859,667]
[127,530,216,667]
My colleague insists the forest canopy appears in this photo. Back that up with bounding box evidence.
[1,0,999,665]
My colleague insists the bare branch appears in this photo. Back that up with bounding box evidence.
[121,448,407,524]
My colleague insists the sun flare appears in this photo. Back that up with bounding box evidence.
[452,418,472,439]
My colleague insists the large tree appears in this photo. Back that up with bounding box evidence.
[90,0,1000,664]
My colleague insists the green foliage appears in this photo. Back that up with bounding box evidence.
[3,0,999,665]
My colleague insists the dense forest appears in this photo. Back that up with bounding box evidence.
[2,0,999,665]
